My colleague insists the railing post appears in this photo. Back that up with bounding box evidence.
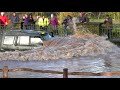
[3,66,9,78]
[63,68,68,78]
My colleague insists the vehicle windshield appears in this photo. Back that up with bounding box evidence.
[41,33,52,40]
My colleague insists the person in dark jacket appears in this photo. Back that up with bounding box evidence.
[21,15,25,29]
[23,14,29,30]
[27,14,35,29]
[104,15,113,39]
[62,17,68,28]
[62,15,73,36]
[79,12,89,23]
[62,17,68,36]
[28,14,34,24]
[10,12,19,29]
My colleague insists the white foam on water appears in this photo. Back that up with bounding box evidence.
[0,34,119,61]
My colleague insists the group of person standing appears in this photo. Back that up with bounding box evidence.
[0,12,19,30]
[21,13,60,37]
[0,12,113,38]
[21,14,35,29]
[62,12,89,36]
[35,14,59,37]
[0,12,60,37]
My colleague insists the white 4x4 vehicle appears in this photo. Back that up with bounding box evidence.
[0,30,52,51]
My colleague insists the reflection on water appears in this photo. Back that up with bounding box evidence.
[0,55,120,78]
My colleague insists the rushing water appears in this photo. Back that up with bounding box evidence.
[1,18,120,78]
[0,55,120,78]
[0,34,120,78]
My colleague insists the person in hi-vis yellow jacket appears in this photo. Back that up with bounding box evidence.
[36,16,44,27]
[36,16,49,30]
[43,16,49,27]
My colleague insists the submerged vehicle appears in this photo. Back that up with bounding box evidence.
[0,30,52,51]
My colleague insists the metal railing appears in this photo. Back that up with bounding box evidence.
[0,23,74,37]
[0,23,49,30]
[76,23,120,40]
[99,24,120,40]
[76,22,100,35]
[1,22,120,39]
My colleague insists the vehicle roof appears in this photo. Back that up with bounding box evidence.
[3,30,46,36]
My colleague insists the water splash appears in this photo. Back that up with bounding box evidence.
[0,33,119,61]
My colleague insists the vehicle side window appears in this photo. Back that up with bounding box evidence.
[31,37,43,45]
[17,36,30,45]
[3,36,15,45]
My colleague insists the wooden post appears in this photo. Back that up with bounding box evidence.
[63,68,68,78]
[3,66,9,78]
